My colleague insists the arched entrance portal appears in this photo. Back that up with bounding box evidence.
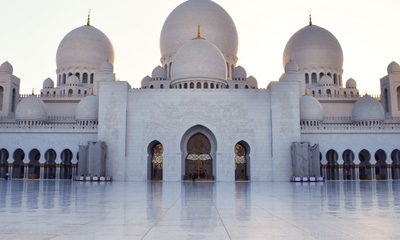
[184,133,213,180]
[12,149,25,179]
[235,141,250,181]
[44,149,57,179]
[375,149,387,180]
[342,149,355,180]
[359,149,372,180]
[28,149,41,179]
[391,149,400,180]
[0,149,9,178]
[326,150,339,180]
[148,141,163,180]
[60,149,73,179]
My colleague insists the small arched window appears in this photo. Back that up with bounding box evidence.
[204,83,208,89]
[160,84,164,89]
[245,85,249,89]
[62,74,66,84]
[190,83,194,89]
[169,62,172,79]
[11,88,16,112]
[82,73,88,84]
[319,72,324,79]
[196,82,201,89]
[75,72,80,80]
[305,73,309,84]
[311,73,317,84]
[334,74,338,85]
[184,83,188,89]
[150,85,154,89]
[210,83,214,89]
[68,89,73,95]
[235,84,239,89]
[327,89,331,95]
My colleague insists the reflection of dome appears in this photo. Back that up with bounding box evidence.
[160,0,238,58]
[66,75,79,86]
[0,61,13,73]
[232,66,247,80]
[352,96,384,121]
[387,61,400,74]
[284,60,299,73]
[320,75,333,85]
[43,78,54,88]
[56,25,115,72]
[346,78,357,88]
[300,95,323,121]
[283,25,343,71]
[100,60,114,73]
[152,66,167,79]
[75,96,99,121]
[171,38,227,84]
[141,75,152,88]
[16,96,47,121]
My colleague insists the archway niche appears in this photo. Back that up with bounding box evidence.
[234,141,250,181]
[0,148,9,178]
[28,149,41,179]
[147,141,163,180]
[374,149,387,180]
[60,149,73,179]
[12,149,25,179]
[181,125,217,181]
[326,150,338,180]
[44,149,57,179]
[359,149,372,180]
[391,149,400,180]
[342,149,355,180]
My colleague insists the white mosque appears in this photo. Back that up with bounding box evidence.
[0,0,400,182]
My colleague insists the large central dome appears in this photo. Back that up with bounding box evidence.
[160,0,238,59]
[283,25,343,71]
[56,25,115,73]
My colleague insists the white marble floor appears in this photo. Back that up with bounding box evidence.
[0,180,400,240]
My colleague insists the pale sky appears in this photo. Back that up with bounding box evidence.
[1,0,399,95]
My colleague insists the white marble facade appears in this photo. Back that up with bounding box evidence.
[1,0,400,181]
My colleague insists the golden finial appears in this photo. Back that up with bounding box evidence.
[87,9,91,26]
[304,88,309,96]
[309,9,312,26]
[192,25,206,40]
[365,89,369,96]
[31,88,35,96]
[91,88,94,96]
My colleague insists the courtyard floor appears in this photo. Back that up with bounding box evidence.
[0,180,399,240]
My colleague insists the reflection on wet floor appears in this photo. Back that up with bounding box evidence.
[0,180,400,240]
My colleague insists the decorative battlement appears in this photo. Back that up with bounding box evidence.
[301,122,400,133]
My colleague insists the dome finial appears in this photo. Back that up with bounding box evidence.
[87,9,91,26]
[91,88,94,96]
[192,25,206,40]
[309,9,312,25]
[304,88,309,96]
[31,88,35,96]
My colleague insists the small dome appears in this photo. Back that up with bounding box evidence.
[387,61,400,74]
[141,75,152,88]
[160,0,238,59]
[56,25,115,72]
[246,76,258,88]
[351,96,384,121]
[171,38,227,83]
[152,66,167,79]
[284,60,299,73]
[43,78,54,88]
[346,78,357,89]
[283,25,343,71]
[75,95,99,121]
[15,96,47,121]
[320,75,334,85]
[300,95,323,121]
[232,66,247,79]
[0,61,13,73]
[100,60,114,73]
[66,75,80,86]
